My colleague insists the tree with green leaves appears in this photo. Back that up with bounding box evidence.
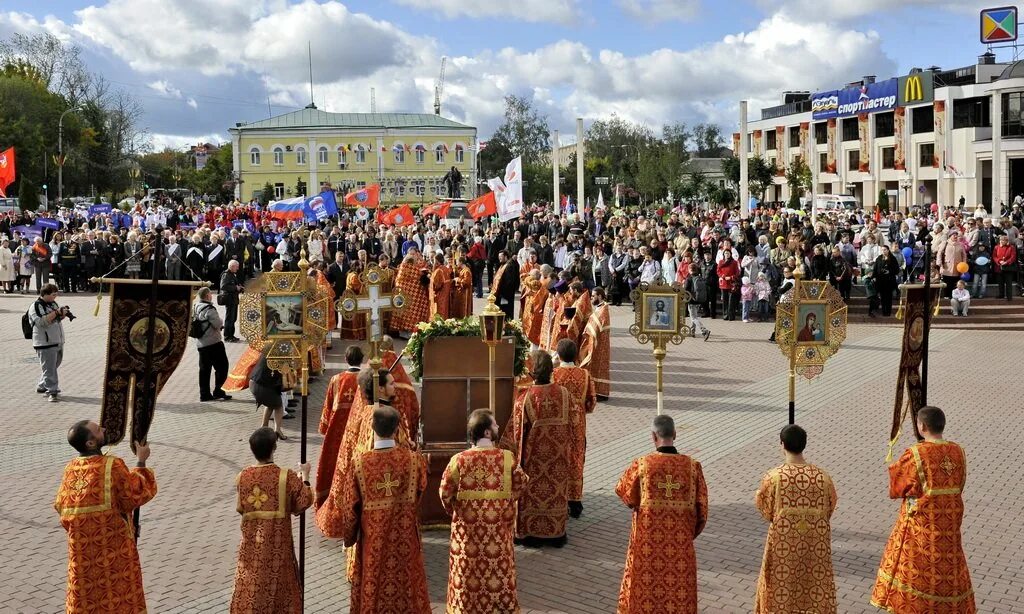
[18,177,39,210]
[877,188,890,213]
[261,181,275,206]
[785,156,812,208]
[490,94,550,167]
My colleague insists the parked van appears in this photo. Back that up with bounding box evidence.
[0,197,20,213]
[813,194,858,212]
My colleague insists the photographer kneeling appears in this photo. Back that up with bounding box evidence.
[29,283,71,402]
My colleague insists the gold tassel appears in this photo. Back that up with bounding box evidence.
[885,428,901,463]
[895,299,904,320]
[93,282,104,317]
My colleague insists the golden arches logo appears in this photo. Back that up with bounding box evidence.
[905,76,924,103]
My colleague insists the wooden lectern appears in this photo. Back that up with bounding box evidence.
[419,335,516,525]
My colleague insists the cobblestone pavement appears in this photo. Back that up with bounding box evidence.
[2,291,1021,613]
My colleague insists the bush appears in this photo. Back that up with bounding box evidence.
[877,188,889,213]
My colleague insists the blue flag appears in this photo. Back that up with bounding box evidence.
[303,190,339,222]
[36,218,61,230]
[88,203,112,217]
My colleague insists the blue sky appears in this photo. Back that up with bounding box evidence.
[0,1,1009,148]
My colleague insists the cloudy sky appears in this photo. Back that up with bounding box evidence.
[0,1,1007,150]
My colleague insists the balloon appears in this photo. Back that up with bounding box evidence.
[976,256,990,266]
[267,246,276,254]
[901,247,913,260]
[955,261,969,274]
[960,272,971,281]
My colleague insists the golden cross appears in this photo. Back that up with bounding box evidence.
[70,475,90,493]
[247,485,269,510]
[657,474,681,498]
[939,456,958,476]
[375,472,400,497]
[336,265,406,343]
[342,387,356,402]
[470,466,491,484]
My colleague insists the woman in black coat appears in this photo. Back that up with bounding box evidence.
[872,245,900,317]
[185,236,207,282]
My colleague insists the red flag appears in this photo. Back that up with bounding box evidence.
[0,147,15,198]
[344,184,381,208]
[420,200,451,218]
[379,205,415,227]
[468,192,497,220]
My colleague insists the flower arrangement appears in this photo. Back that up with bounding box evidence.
[406,316,529,381]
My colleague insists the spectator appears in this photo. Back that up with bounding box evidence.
[950,280,970,317]
[193,286,231,402]
[717,249,741,321]
[219,260,243,342]
[993,234,1017,301]
[28,283,67,402]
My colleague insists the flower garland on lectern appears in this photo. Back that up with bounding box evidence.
[406,316,529,381]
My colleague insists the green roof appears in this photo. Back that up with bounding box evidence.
[235,108,474,131]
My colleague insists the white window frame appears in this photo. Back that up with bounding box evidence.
[435,145,445,164]
[455,145,464,164]
[395,145,405,164]
[355,145,366,164]
[273,183,285,199]
[337,147,347,165]
[273,147,284,166]
[295,146,307,165]
[318,146,328,165]
[249,147,261,166]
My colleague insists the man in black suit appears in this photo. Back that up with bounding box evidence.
[80,230,102,291]
[326,251,348,299]
[492,249,520,320]
[219,259,243,342]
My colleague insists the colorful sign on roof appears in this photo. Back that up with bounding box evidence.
[981,6,1018,44]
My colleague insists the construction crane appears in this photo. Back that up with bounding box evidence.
[434,56,447,116]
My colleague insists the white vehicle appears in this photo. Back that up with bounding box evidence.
[812,194,858,212]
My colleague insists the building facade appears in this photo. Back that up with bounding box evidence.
[737,55,1024,215]
[229,108,477,204]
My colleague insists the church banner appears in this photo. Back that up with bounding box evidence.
[933,101,946,169]
[858,114,870,173]
[799,122,809,162]
[826,119,837,174]
[732,133,740,157]
[99,281,195,447]
[889,285,939,455]
[894,106,906,171]
[753,130,763,156]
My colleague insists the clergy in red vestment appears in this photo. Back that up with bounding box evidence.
[553,339,597,519]
[380,335,420,443]
[450,256,474,318]
[224,343,262,392]
[231,428,313,614]
[429,252,453,320]
[548,280,573,349]
[341,405,431,614]
[55,421,157,614]
[563,282,592,346]
[539,283,565,351]
[616,415,708,614]
[755,425,837,614]
[441,409,529,614]
[521,268,549,349]
[579,287,612,400]
[499,351,573,546]
[871,406,975,613]
[340,263,367,340]
[376,254,396,334]
[392,250,431,334]
[315,346,364,507]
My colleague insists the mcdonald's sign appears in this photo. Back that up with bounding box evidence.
[898,72,934,106]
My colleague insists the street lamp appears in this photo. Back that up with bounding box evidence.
[479,293,506,412]
[58,105,83,205]
[899,176,914,214]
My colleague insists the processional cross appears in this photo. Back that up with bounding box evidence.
[337,265,406,360]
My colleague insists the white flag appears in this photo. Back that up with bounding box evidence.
[497,156,523,222]
[596,189,605,210]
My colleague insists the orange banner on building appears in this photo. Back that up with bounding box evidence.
[826,119,837,174]
[894,107,906,171]
[858,114,870,173]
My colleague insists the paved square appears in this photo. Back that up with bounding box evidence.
[3,292,1021,613]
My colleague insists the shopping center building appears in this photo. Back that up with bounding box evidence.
[737,53,1024,214]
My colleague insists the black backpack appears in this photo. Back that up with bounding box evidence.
[689,276,708,304]
[189,304,212,339]
[21,309,33,340]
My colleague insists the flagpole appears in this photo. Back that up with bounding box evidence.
[135,233,163,542]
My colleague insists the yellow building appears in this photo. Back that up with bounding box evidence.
[229,107,478,203]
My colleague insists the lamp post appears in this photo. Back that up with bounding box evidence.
[899,176,913,214]
[58,106,81,205]
[479,293,505,412]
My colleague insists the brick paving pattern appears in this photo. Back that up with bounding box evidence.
[2,292,1021,613]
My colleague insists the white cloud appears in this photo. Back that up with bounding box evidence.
[391,0,580,24]
[618,0,701,22]
[149,132,226,151]
[147,80,182,98]
[186,98,198,110]
[761,0,996,20]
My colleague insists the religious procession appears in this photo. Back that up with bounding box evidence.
[4,6,1020,613]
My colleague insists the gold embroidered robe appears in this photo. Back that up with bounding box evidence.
[340,272,366,340]
[230,464,312,614]
[54,455,158,614]
[315,369,360,507]
[383,350,420,443]
[870,440,975,613]
[754,463,837,614]
[538,294,560,351]
[553,365,596,502]
[522,283,548,347]
[451,264,474,318]
[440,447,529,614]
[499,383,573,539]
[615,451,707,614]
[430,264,453,320]
[340,446,431,614]
[578,303,611,399]
[392,260,430,332]
[564,290,592,345]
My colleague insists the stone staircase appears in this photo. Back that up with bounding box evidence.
[844,292,1024,331]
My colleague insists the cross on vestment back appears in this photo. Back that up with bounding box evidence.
[336,265,406,343]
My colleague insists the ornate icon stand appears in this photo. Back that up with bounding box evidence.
[629,279,690,415]
[239,254,330,587]
[774,269,848,424]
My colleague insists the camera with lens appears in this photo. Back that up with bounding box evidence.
[61,306,76,322]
